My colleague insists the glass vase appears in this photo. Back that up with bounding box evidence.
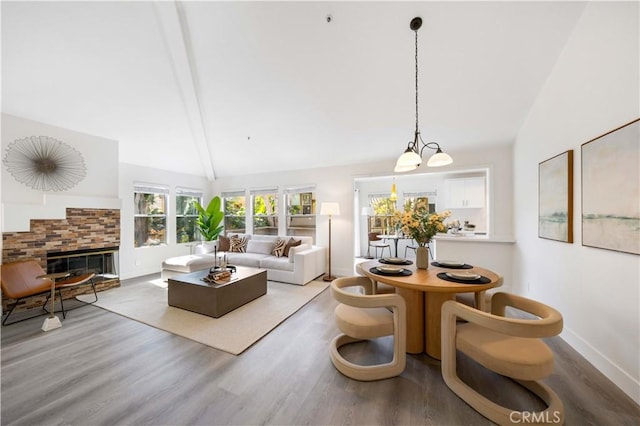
[416,245,429,269]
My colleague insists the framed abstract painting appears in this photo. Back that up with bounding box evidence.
[539,150,574,243]
[581,118,639,255]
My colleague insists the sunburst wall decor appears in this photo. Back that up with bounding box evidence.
[3,136,87,192]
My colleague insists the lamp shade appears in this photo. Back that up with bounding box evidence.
[394,162,418,173]
[320,202,340,216]
[426,151,453,167]
[390,183,397,201]
[395,150,422,172]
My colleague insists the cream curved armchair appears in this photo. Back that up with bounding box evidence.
[330,276,406,381]
[441,292,564,425]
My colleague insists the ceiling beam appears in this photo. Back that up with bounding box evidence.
[153,1,216,181]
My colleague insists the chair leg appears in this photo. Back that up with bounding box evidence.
[87,279,98,304]
[58,289,66,319]
[2,300,19,326]
[3,297,49,326]
[42,279,98,319]
[330,334,405,381]
[73,278,98,305]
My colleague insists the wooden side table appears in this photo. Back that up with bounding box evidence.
[36,272,70,331]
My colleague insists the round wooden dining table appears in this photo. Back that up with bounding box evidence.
[357,260,503,359]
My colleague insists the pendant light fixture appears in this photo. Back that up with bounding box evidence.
[394,17,453,173]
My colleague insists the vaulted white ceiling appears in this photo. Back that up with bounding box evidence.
[2,1,586,180]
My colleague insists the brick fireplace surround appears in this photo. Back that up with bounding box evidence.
[2,208,121,313]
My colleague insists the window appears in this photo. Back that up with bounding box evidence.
[251,188,278,235]
[285,186,316,241]
[223,190,246,234]
[176,188,202,244]
[368,193,397,234]
[402,192,436,214]
[134,184,168,247]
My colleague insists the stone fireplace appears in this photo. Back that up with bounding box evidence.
[2,207,121,313]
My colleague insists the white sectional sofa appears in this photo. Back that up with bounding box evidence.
[161,234,326,285]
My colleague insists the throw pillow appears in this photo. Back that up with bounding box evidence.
[230,235,248,253]
[218,235,232,252]
[272,238,287,258]
[283,238,302,257]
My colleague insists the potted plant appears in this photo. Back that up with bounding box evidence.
[193,196,224,247]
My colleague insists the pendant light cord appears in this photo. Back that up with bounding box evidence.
[414,29,419,134]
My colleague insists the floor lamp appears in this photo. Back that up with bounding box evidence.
[361,207,374,259]
[321,202,340,282]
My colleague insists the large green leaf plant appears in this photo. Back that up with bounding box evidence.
[193,196,224,241]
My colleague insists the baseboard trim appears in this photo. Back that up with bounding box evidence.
[561,326,639,404]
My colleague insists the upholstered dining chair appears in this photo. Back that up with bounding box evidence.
[330,276,406,381]
[367,232,390,259]
[355,264,395,295]
[441,292,564,425]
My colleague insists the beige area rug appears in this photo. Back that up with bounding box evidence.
[78,278,329,355]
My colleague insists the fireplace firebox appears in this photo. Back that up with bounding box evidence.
[47,246,119,284]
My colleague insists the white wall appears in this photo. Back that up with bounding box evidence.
[1,113,120,232]
[514,2,639,402]
[212,143,514,279]
[1,113,119,202]
[118,163,212,279]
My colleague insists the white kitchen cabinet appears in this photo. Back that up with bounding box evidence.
[445,177,485,208]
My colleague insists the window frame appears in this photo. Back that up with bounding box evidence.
[134,183,169,248]
[175,188,203,244]
[251,188,279,236]
[222,190,246,235]
[284,186,317,242]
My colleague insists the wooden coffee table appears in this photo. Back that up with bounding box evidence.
[168,265,267,318]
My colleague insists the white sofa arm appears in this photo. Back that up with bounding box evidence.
[292,246,326,284]
[194,240,219,255]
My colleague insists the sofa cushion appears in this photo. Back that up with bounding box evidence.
[284,238,302,257]
[247,239,275,255]
[250,235,279,243]
[272,238,287,257]
[230,235,249,252]
[260,256,294,272]
[226,252,268,268]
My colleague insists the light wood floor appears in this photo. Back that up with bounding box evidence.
[1,274,638,425]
